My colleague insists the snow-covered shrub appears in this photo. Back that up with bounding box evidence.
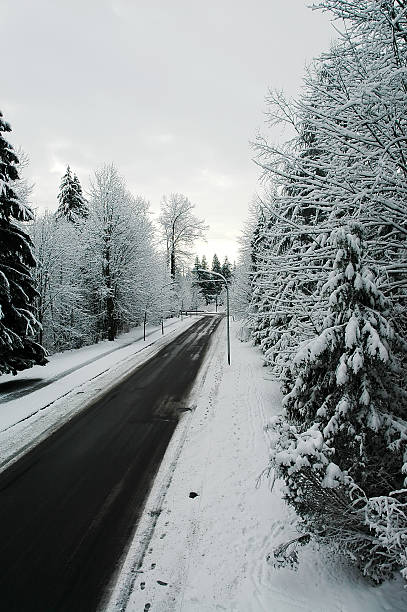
[267,533,311,571]
[268,223,407,581]
[361,488,407,581]
[268,414,407,582]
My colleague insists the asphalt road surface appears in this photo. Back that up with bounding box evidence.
[0,315,222,612]
[0,319,182,403]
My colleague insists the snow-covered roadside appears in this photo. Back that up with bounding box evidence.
[0,316,187,403]
[107,320,407,612]
[0,315,202,474]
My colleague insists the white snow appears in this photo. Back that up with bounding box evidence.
[345,261,355,279]
[106,321,407,612]
[345,315,359,348]
[336,356,348,385]
[0,315,202,473]
[351,348,364,374]
[363,321,389,361]
[321,462,343,489]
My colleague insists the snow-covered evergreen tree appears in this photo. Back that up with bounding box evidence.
[211,253,223,299]
[200,255,208,271]
[0,111,46,374]
[269,223,407,581]
[72,173,88,219]
[221,256,233,283]
[56,166,88,223]
[198,254,212,304]
[211,253,222,274]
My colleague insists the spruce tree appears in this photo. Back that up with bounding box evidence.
[199,254,211,304]
[72,173,88,219]
[192,256,201,286]
[211,253,223,298]
[56,166,88,223]
[269,223,407,580]
[282,223,405,492]
[211,253,222,274]
[221,256,232,283]
[0,111,47,374]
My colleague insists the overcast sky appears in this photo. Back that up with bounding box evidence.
[2,0,334,263]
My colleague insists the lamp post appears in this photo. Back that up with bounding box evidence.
[197,269,230,365]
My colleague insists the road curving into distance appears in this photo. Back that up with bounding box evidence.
[0,314,222,612]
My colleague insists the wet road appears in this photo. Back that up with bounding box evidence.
[0,315,221,612]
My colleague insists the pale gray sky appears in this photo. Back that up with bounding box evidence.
[2,0,334,263]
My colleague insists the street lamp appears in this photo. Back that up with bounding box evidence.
[197,269,230,365]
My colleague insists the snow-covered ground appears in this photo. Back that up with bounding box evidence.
[0,315,202,474]
[1,315,405,610]
[107,320,407,612]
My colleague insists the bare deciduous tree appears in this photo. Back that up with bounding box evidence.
[158,193,208,278]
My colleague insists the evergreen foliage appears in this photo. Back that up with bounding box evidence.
[56,166,88,223]
[221,256,233,283]
[191,253,234,305]
[210,254,223,299]
[269,224,407,581]
[0,111,46,374]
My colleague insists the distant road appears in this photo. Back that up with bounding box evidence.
[0,315,222,612]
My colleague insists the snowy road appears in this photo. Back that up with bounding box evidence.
[0,315,221,612]
[0,318,183,404]
[108,321,407,612]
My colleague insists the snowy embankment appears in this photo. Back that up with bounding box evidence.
[107,320,407,612]
[0,316,202,474]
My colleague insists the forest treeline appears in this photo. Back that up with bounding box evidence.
[238,0,407,584]
[0,123,235,372]
[192,254,233,305]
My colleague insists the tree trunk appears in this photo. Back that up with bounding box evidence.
[107,294,116,341]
